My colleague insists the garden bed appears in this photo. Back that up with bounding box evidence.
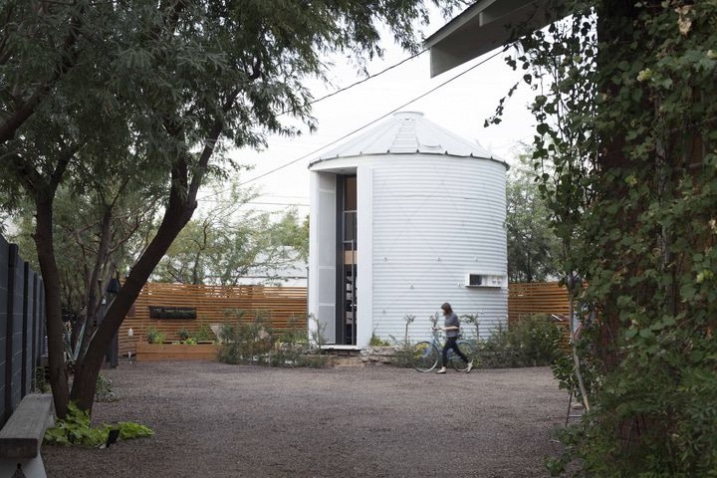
[135,342,220,362]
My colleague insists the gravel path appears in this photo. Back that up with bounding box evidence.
[43,361,568,477]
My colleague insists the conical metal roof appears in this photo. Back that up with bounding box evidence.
[313,111,498,164]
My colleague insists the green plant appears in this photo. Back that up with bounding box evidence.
[146,327,165,344]
[44,402,153,447]
[217,309,274,365]
[63,318,95,372]
[388,343,416,368]
[268,315,311,367]
[34,367,50,393]
[193,323,216,342]
[460,313,481,340]
[492,1,717,474]
[217,312,328,368]
[94,373,119,403]
[472,316,563,369]
[177,328,190,342]
[509,314,563,366]
[184,337,197,345]
[308,313,326,349]
[369,332,390,347]
[403,314,415,345]
[294,353,330,368]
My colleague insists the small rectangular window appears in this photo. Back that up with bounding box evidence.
[468,274,483,287]
[465,273,504,288]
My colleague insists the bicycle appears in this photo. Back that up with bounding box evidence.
[411,323,475,373]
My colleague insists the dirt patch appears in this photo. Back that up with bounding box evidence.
[43,361,568,477]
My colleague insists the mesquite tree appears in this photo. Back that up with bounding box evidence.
[492,0,717,474]
[505,156,562,282]
[0,0,458,417]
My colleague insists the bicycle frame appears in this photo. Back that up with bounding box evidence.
[412,326,471,372]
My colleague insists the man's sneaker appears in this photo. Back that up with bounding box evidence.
[466,361,474,373]
[436,368,446,374]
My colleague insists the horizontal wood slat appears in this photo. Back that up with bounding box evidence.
[508,282,573,350]
[118,282,573,357]
[135,343,220,362]
[508,282,572,322]
[119,283,307,356]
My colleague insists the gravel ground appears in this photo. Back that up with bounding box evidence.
[43,361,568,478]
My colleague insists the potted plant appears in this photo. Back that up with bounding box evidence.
[147,327,165,344]
[177,328,190,343]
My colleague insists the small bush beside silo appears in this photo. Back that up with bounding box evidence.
[390,313,563,369]
[476,315,563,368]
[217,310,330,368]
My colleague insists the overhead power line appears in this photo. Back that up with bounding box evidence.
[239,47,506,187]
[302,48,429,109]
[199,49,428,202]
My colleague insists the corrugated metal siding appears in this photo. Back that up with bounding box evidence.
[368,155,508,343]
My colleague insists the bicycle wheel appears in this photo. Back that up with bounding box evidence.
[449,341,474,372]
[411,341,439,372]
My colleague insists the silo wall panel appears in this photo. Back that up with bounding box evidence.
[368,155,508,343]
[308,172,338,344]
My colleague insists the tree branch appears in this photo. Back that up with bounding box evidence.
[0,6,85,144]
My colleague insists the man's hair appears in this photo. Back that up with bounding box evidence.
[441,302,452,314]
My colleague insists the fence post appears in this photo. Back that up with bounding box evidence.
[31,274,40,391]
[21,262,35,397]
[0,237,45,430]
[4,244,21,425]
[0,237,8,428]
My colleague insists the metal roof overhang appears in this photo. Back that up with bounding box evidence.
[424,0,555,77]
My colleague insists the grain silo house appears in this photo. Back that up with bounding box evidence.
[308,111,508,349]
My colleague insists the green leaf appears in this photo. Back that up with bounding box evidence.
[639,328,654,340]
[536,123,550,135]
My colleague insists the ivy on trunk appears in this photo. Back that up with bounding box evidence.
[494,0,717,474]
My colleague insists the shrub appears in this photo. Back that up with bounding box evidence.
[193,323,216,342]
[267,315,312,367]
[35,366,50,393]
[474,315,563,368]
[146,327,165,344]
[45,402,153,447]
[546,323,717,477]
[369,333,390,347]
[95,374,119,403]
[388,343,415,368]
[217,312,328,368]
[218,309,274,365]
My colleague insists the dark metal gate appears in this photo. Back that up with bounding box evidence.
[0,235,45,428]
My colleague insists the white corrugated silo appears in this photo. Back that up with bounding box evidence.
[308,111,508,349]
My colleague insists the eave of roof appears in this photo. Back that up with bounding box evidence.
[308,111,507,170]
[424,0,555,77]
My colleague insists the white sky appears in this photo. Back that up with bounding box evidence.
[200,10,539,218]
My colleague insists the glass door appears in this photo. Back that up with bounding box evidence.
[338,176,357,345]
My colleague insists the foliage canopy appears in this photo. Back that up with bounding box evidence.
[505,155,562,282]
[0,0,458,416]
[493,0,717,474]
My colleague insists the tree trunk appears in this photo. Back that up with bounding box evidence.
[34,197,70,418]
[70,184,197,413]
[592,0,650,371]
[69,93,231,413]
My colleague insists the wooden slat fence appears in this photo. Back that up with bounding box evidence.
[119,283,307,356]
[508,281,572,348]
[119,281,573,356]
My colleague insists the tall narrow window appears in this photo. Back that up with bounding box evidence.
[337,175,358,345]
[343,176,357,251]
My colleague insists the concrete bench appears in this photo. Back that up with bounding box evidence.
[0,394,54,478]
